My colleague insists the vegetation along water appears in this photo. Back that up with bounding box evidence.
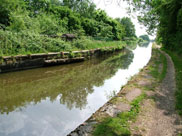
[0,0,143,56]
[0,43,152,136]
[0,0,182,136]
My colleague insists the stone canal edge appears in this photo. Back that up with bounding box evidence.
[0,47,123,73]
[68,46,182,136]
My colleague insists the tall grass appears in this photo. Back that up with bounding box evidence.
[0,30,72,56]
[93,94,146,136]
[71,38,126,50]
[0,30,127,56]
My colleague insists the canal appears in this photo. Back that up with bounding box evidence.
[0,43,152,136]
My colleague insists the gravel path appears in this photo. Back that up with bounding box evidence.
[131,50,182,136]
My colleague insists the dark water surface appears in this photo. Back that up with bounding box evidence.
[0,43,152,136]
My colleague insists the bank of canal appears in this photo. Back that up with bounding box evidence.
[0,46,124,73]
[0,43,152,136]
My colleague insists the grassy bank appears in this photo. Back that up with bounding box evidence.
[164,50,182,115]
[149,49,167,82]
[92,48,167,136]
[0,30,123,56]
[0,29,132,57]
[93,94,146,136]
[0,0,138,57]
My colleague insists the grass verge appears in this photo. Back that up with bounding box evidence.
[0,29,129,56]
[93,94,146,136]
[164,50,182,115]
[148,49,167,82]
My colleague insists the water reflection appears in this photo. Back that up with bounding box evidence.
[0,49,133,114]
[0,43,152,136]
[138,41,150,48]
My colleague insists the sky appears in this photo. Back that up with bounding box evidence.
[92,0,148,37]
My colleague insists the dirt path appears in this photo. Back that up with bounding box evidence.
[69,48,182,136]
[131,50,182,136]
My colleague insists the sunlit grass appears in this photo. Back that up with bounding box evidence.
[149,49,167,82]
[93,94,146,136]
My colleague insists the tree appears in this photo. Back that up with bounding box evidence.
[139,35,150,42]
[81,18,98,36]
[24,0,51,13]
[0,0,25,26]
[126,0,182,51]
[61,0,96,18]
[117,17,136,38]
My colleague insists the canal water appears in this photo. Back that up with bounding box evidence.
[0,43,152,136]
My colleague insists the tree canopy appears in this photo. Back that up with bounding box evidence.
[126,0,182,53]
[117,17,136,38]
[139,35,150,42]
[0,0,137,40]
[0,0,137,56]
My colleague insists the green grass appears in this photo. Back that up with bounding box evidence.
[93,94,146,136]
[149,49,167,82]
[159,52,167,81]
[164,50,182,115]
[0,29,128,56]
[148,49,160,78]
[93,116,131,136]
[93,48,168,136]
[93,48,170,136]
[72,39,126,50]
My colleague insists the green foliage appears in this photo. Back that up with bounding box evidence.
[37,13,62,35]
[0,29,126,56]
[129,0,182,52]
[138,38,145,43]
[0,0,137,56]
[177,8,182,31]
[72,38,126,50]
[97,22,114,39]
[69,51,75,58]
[93,93,146,136]
[81,18,98,36]
[149,49,167,82]
[24,0,53,13]
[118,17,136,38]
[139,35,150,42]
[93,117,131,136]
[0,0,25,26]
[67,14,81,31]
[0,29,71,56]
[63,0,96,18]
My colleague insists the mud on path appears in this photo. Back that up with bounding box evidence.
[131,50,182,136]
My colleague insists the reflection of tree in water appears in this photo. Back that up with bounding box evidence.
[126,42,138,50]
[0,50,134,113]
[105,49,134,70]
[138,42,150,48]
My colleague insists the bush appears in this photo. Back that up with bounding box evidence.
[0,29,72,56]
